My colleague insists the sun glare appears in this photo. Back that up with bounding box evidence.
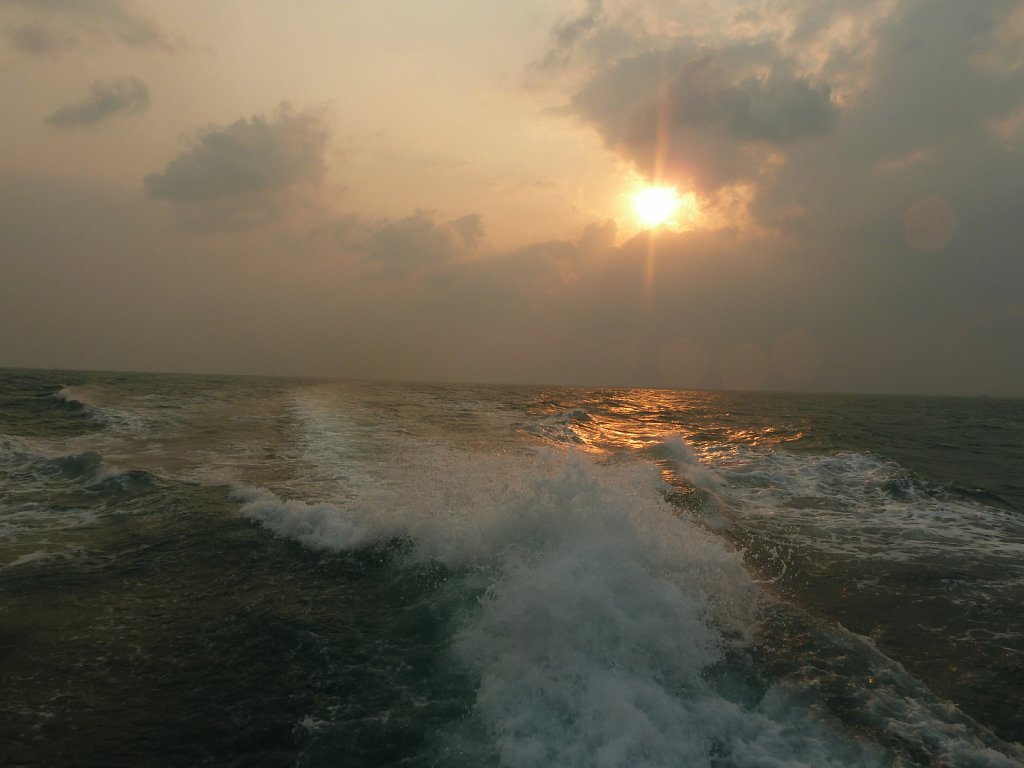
[633,186,681,228]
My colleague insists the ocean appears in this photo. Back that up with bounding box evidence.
[1,369,1022,767]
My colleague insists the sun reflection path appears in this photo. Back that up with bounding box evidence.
[533,389,809,458]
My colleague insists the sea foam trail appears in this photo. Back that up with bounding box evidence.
[695,445,1024,578]
[237,448,888,767]
[651,435,1024,764]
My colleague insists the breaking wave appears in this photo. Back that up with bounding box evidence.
[236,448,903,766]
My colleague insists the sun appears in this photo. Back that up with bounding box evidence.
[633,186,682,228]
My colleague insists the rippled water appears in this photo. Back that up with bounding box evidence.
[1,370,1022,766]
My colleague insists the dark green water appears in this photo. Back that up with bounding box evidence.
[1,369,1022,766]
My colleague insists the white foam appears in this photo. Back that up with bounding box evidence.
[702,447,1024,567]
[55,385,90,406]
[237,447,893,766]
[280,387,388,499]
[0,436,27,460]
[233,486,397,550]
[529,409,591,447]
[1,550,56,570]
[654,434,725,491]
[54,384,154,436]
[840,636,1024,767]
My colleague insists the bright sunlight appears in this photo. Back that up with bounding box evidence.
[633,186,681,228]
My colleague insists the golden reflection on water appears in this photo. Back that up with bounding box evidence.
[535,388,806,458]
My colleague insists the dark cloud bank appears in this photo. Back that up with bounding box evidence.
[572,40,839,193]
[2,166,1022,394]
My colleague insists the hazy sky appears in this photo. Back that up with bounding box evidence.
[1,0,1022,395]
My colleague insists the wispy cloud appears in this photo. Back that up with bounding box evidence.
[4,20,75,55]
[1,0,183,55]
[45,77,149,127]
[338,211,483,278]
[533,0,604,71]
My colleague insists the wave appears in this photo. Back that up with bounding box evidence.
[649,433,725,491]
[0,435,30,462]
[233,486,397,551]
[44,449,106,479]
[1,443,161,554]
[648,434,1024,757]
[523,408,593,447]
[649,435,1024,639]
[52,385,151,435]
[30,449,157,493]
[0,549,58,570]
[54,385,95,408]
[236,448,913,765]
[702,446,1024,567]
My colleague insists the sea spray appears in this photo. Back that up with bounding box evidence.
[238,447,892,766]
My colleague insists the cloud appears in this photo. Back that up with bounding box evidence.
[524,0,652,89]
[558,0,1024,262]
[3,169,1023,394]
[1,0,182,55]
[325,217,830,389]
[45,77,149,127]
[572,41,838,193]
[144,104,329,229]
[533,0,605,71]
[4,21,75,55]
[5,0,1024,395]
[749,0,1024,242]
[338,210,483,277]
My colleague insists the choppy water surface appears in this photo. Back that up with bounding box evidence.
[1,370,1022,766]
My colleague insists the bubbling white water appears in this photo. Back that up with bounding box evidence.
[237,447,889,767]
[689,444,1024,575]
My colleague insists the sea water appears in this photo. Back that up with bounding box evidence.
[1,370,1022,766]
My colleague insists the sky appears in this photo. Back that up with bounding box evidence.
[1,0,1022,395]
